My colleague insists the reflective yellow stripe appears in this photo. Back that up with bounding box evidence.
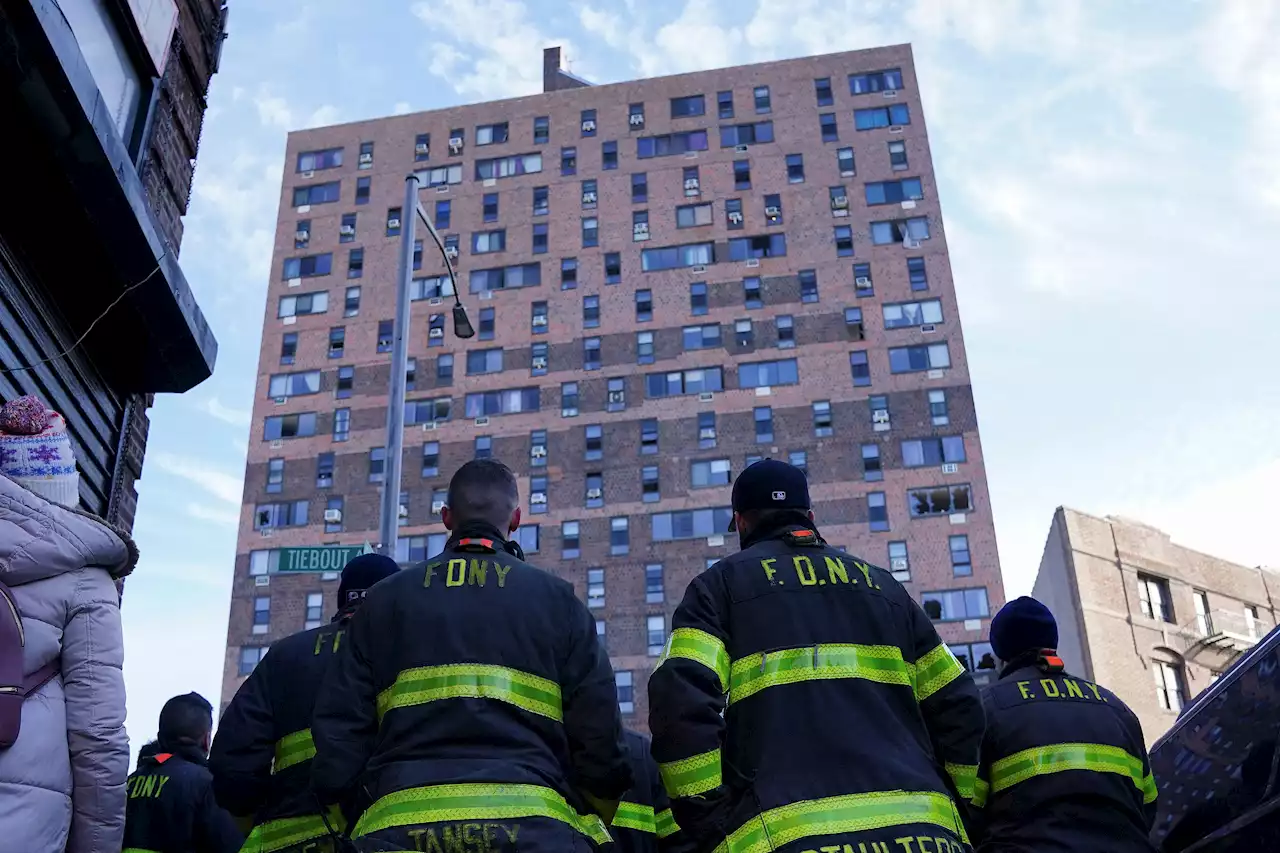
[612,800,656,833]
[656,807,680,838]
[944,761,978,801]
[973,777,990,808]
[657,628,730,693]
[659,748,722,798]
[238,807,345,853]
[351,783,611,845]
[713,790,968,853]
[729,644,912,705]
[272,728,315,773]
[990,743,1153,802]
[913,643,965,701]
[123,849,161,853]
[376,664,562,722]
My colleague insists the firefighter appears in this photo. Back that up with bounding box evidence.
[971,597,1159,851]
[649,459,984,853]
[310,458,633,852]
[123,692,244,853]
[209,553,401,852]
[608,729,694,853]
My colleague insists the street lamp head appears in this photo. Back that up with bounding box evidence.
[452,303,476,339]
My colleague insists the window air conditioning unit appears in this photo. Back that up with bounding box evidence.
[359,152,373,166]
[832,196,849,209]
[531,493,547,504]
[745,258,761,268]
[684,178,700,192]
[890,557,908,571]
[734,144,749,153]
[532,315,548,327]
[582,192,598,205]
[889,126,904,134]
[428,327,445,338]
[633,223,650,238]
[269,440,285,449]
[728,212,744,225]
[699,428,716,440]
[422,421,438,431]
[629,113,645,127]
[474,416,490,426]
[532,357,548,370]
[587,488,603,500]
[323,509,343,523]
[531,445,547,458]
[425,296,443,307]
[855,276,872,288]
[941,463,959,475]
[872,409,890,424]
[765,206,781,217]
[449,137,464,153]
[698,392,714,402]
[691,265,707,273]
[608,391,624,404]
[444,246,459,260]
[340,225,356,237]
[294,229,310,243]
[387,218,401,230]
[431,500,445,513]
[399,505,409,518]
[883,89,899,99]
[254,576,270,587]
[581,120,596,133]
[415,142,430,156]
[301,170,315,179]
[921,323,937,334]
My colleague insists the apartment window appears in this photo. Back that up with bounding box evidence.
[404,397,452,425]
[610,517,630,555]
[264,458,284,494]
[636,332,655,365]
[338,213,357,244]
[640,419,659,454]
[254,501,308,530]
[366,447,386,483]
[371,319,392,353]
[344,287,361,317]
[862,444,883,481]
[908,484,973,518]
[602,141,618,170]
[775,315,795,349]
[927,390,950,426]
[855,104,911,130]
[1154,659,1187,712]
[528,342,549,378]
[717,90,734,119]
[690,282,708,315]
[471,229,506,254]
[586,473,604,508]
[531,301,548,334]
[845,308,865,340]
[763,194,783,226]
[786,153,805,183]
[625,172,647,204]
[304,593,324,630]
[297,147,343,172]
[582,217,599,248]
[294,219,311,249]
[463,388,542,418]
[907,257,929,291]
[902,436,966,467]
[744,277,763,309]
[854,263,874,298]
[682,323,721,351]
[323,496,343,534]
[422,441,439,477]
[1246,605,1261,638]
[314,452,335,489]
[585,567,606,609]
[633,210,650,242]
[562,521,581,559]
[651,507,733,541]
[799,270,819,303]
[697,412,717,448]
[268,371,321,399]
[834,225,855,257]
[607,377,626,412]
[280,333,298,365]
[950,535,972,577]
[889,343,950,373]
[787,451,808,473]
[889,140,909,171]
[645,367,723,397]
[533,116,549,144]
[605,253,622,284]
[866,177,924,206]
[282,255,332,281]
[850,68,904,94]
[473,153,543,181]
[888,541,909,582]
[812,402,833,437]
[729,234,787,262]
[1138,574,1174,623]
[871,217,931,246]
[637,130,709,159]
[814,76,835,106]
[868,492,889,531]
[431,354,450,384]
[292,182,340,207]
[582,296,601,329]
[739,359,798,389]
[691,458,732,488]
[578,180,598,212]
[629,102,646,129]
[264,412,317,441]
[527,222,546,254]
[331,409,349,442]
[584,424,604,461]
[239,646,268,676]
[417,163,463,188]
[557,257,578,291]
[478,194,499,225]
[641,466,660,502]
[754,85,772,113]
[837,147,856,176]
[734,159,751,190]
[466,348,503,376]
[643,564,665,604]
[677,203,714,229]
[471,122,507,147]
[530,429,548,468]
[820,113,839,143]
[428,313,445,346]
[561,382,579,417]
[921,588,991,623]
[849,351,871,387]
[334,366,354,399]
[478,307,495,341]
[560,146,577,176]
[735,319,755,347]
[616,670,633,713]
[754,407,773,443]
[413,133,430,161]
[355,176,370,205]
[529,475,547,513]
[671,94,705,118]
[647,615,667,656]
[533,186,549,216]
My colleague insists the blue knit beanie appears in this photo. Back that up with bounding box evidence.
[989,596,1058,661]
[338,553,400,606]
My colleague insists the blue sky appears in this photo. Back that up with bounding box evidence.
[120,0,1280,751]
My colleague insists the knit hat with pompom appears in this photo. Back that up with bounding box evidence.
[0,395,80,508]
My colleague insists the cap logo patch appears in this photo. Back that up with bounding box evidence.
[772,491,786,500]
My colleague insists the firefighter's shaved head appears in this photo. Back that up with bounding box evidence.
[444,458,521,534]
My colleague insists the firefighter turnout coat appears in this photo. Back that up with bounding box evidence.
[649,521,985,853]
[971,652,1158,852]
[123,743,244,853]
[310,526,633,851]
[610,729,694,853]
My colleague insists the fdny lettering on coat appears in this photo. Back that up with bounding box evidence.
[1016,678,1107,702]
[760,556,880,590]
[127,774,171,799]
[423,559,513,589]
[798,837,967,853]
[313,629,345,656]
[406,821,519,852]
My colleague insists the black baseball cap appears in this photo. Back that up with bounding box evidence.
[728,458,811,531]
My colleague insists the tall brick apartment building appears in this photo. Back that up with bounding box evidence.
[221,45,1007,723]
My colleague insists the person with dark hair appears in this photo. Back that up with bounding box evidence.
[209,552,400,852]
[311,458,632,852]
[649,459,983,853]
[970,597,1158,851]
[122,692,243,853]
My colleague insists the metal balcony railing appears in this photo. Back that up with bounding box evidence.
[1179,609,1270,670]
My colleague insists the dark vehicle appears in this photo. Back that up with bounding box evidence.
[1150,625,1280,852]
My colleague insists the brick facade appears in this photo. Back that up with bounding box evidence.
[221,45,1007,725]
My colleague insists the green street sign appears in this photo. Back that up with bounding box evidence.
[275,543,373,573]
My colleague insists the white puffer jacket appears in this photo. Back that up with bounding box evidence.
[0,475,135,852]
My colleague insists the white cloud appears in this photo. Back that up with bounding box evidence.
[195,396,251,427]
[188,149,281,303]
[150,452,244,505]
[638,0,743,76]
[185,502,240,528]
[393,101,412,115]
[252,87,342,131]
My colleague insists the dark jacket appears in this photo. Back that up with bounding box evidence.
[609,730,694,853]
[648,519,984,853]
[122,742,244,853]
[310,523,632,846]
[972,651,1158,852]
[209,612,355,848]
